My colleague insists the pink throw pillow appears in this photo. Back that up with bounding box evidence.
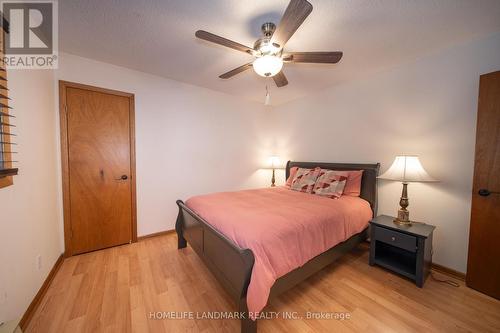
[290,167,321,193]
[286,167,299,187]
[342,170,364,197]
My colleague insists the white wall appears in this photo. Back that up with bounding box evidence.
[271,32,500,273]
[0,69,61,322]
[57,53,272,237]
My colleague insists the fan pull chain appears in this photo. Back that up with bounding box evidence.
[264,84,271,105]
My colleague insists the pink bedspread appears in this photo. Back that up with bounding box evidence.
[186,186,372,319]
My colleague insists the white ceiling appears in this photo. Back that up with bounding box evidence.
[59,0,500,105]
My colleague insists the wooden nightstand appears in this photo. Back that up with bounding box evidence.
[369,215,435,287]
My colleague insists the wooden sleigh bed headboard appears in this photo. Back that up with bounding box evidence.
[286,161,381,216]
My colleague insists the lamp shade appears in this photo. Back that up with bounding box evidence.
[268,156,281,168]
[378,155,436,182]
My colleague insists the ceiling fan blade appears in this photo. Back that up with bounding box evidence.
[283,51,343,64]
[271,0,313,49]
[195,30,254,54]
[219,63,253,79]
[273,70,288,87]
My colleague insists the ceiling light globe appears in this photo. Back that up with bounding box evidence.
[253,55,283,77]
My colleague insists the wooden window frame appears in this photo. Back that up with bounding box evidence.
[59,81,138,257]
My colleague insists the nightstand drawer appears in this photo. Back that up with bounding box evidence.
[374,226,417,252]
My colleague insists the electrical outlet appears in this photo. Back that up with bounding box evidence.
[36,255,42,270]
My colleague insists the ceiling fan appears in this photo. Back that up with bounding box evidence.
[195,0,342,88]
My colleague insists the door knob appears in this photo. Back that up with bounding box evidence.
[478,189,499,196]
[115,175,128,181]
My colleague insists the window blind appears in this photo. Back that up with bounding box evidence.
[0,27,17,180]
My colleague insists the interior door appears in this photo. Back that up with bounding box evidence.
[62,82,136,255]
[466,70,500,299]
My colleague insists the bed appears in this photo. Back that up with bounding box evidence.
[175,161,380,333]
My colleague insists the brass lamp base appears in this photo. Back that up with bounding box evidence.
[393,182,412,225]
[394,219,412,225]
[394,216,412,225]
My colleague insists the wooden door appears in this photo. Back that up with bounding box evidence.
[466,71,500,299]
[60,81,136,256]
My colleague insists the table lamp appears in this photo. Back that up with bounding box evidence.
[378,155,437,225]
[268,156,281,187]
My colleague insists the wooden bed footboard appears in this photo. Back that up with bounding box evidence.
[176,200,257,332]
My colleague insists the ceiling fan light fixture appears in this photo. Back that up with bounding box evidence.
[196,0,342,87]
[260,42,280,55]
[253,55,283,77]
[254,37,280,55]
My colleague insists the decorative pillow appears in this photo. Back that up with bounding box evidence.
[285,167,299,187]
[290,167,321,193]
[313,170,348,198]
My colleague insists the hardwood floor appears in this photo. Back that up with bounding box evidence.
[26,233,500,333]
